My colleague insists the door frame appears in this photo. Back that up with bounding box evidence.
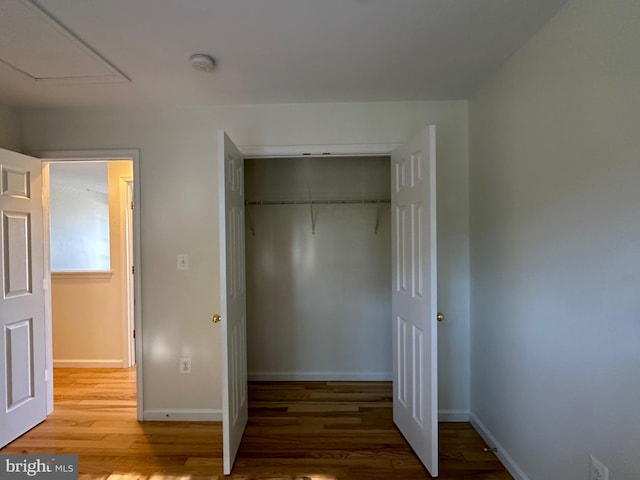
[238,140,402,378]
[240,143,402,158]
[235,139,438,472]
[120,175,135,367]
[241,142,401,383]
[35,149,143,420]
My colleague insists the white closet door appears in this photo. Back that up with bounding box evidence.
[0,148,47,448]
[391,126,438,476]
[218,131,248,475]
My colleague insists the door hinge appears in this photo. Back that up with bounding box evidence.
[131,201,134,210]
[133,329,136,339]
[131,265,135,274]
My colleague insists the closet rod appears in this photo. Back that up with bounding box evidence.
[246,199,390,206]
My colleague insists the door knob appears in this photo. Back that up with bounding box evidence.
[212,314,221,324]
[437,312,444,322]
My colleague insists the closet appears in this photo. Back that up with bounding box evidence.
[244,156,392,380]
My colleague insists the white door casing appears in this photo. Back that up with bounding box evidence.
[119,176,135,367]
[391,127,438,476]
[219,131,249,475]
[126,181,135,365]
[38,149,143,420]
[0,148,48,448]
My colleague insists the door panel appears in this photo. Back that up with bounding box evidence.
[219,131,248,475]
[3,211,32,296]
[6,319,35,409]
[1,167,31,197]
[391,127,438,476]
[0,148,47,448]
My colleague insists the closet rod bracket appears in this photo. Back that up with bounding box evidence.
[245,202,256,237]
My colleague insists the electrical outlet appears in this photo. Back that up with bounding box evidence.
[179,357,191,374]
[589,455,609,480]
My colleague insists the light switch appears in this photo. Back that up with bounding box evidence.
[177,254,189,270]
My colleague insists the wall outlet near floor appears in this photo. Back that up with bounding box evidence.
[179,357,192,374]
[589,455,609,480]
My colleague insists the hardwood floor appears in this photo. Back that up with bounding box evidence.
[1,368,512,479]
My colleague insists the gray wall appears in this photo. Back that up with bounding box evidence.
[0,104,21,151]
[21,100,470,419]
[469,1,640,479]
[245,156,391,380]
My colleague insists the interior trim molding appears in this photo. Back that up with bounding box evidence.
[52,270,112,280]
[248,371,392,382]
[438,409,470,422]
[53,359,123,368]
[470,412,530,480]
[144,409,222,422]
[240,143,401,158]
[35,148,144,422]
[33,149,140,162]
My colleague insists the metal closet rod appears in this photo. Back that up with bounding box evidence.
[245,199,390,236]
[246,199,390,205]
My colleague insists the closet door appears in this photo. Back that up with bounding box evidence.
[0,148,48,448]
[217,131,248,475]
[391,126,438,476]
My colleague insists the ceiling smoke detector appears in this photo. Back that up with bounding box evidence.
[190,54,216,72]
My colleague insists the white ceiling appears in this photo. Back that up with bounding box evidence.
[0,0,568,108]
[0,0,128,84]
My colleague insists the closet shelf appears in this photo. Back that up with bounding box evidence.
[245,199,391,237]
[245,199,390,236]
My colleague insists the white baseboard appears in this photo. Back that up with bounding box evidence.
[248,371,392,381]
[470,412,530,480]
[438,409,469,422]
[142,406,466,425]
[53,359,125,368]
[144,409,222,421]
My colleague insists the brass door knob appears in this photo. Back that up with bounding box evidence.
[437,312,444,322]
[212,314,221,324]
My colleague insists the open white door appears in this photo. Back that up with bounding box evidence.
[218,131,248,475]
[391,127,438,476]
[0,148,48,448]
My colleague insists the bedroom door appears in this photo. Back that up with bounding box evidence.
[218,131,248,475]
[0,148,48,448]
[391,126,438,476]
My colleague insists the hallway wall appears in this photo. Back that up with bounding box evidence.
[52,161,133,367]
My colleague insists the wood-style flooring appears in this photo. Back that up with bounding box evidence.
[1,368,512,479]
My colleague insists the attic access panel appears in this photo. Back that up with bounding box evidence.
[0,0,128,84]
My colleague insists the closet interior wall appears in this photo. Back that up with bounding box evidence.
[245,156,391,380]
